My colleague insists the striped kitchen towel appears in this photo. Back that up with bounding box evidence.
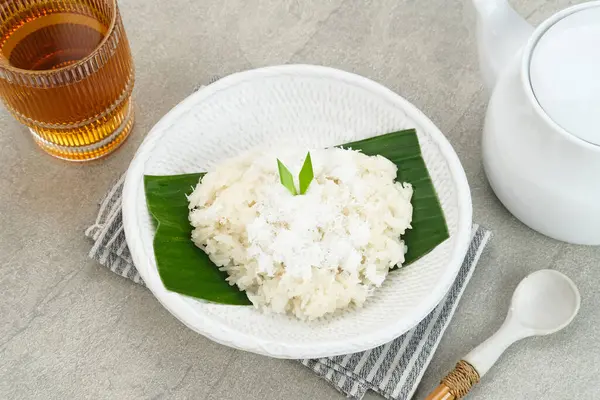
[85,174,491,400]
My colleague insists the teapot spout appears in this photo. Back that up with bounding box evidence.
[472,0,533,93]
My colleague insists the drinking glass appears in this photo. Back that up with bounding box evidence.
[0,0,134,161]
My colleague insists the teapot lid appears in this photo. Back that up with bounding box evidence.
[529,5,600,146]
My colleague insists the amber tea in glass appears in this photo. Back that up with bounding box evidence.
[0,0,134,161]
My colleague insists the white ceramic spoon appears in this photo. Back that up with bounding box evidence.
[426,269,581,400]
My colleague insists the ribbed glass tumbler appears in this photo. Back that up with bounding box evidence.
[0,0,134,161]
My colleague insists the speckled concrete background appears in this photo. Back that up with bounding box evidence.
[0,1,597,399]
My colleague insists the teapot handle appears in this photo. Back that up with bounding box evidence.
[471,0,533,92]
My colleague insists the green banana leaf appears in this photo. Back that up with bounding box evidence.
[144,129,449,305]
[144,174,252,305]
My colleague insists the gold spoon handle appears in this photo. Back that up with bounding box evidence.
[425,384,455,400]
[425,360,480,400]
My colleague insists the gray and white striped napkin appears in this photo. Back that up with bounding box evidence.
[85,174,491,400]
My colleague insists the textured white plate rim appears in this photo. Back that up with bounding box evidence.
[122,64,472,359]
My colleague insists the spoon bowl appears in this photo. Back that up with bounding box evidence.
[511,269,580,334]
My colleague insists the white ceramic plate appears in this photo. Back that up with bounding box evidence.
[122,65,472,359]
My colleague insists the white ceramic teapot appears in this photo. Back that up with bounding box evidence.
[474,0,600,245]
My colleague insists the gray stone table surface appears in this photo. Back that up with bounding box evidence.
[0,0,598,399]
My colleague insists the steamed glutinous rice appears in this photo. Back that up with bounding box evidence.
[187,147,413,320]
